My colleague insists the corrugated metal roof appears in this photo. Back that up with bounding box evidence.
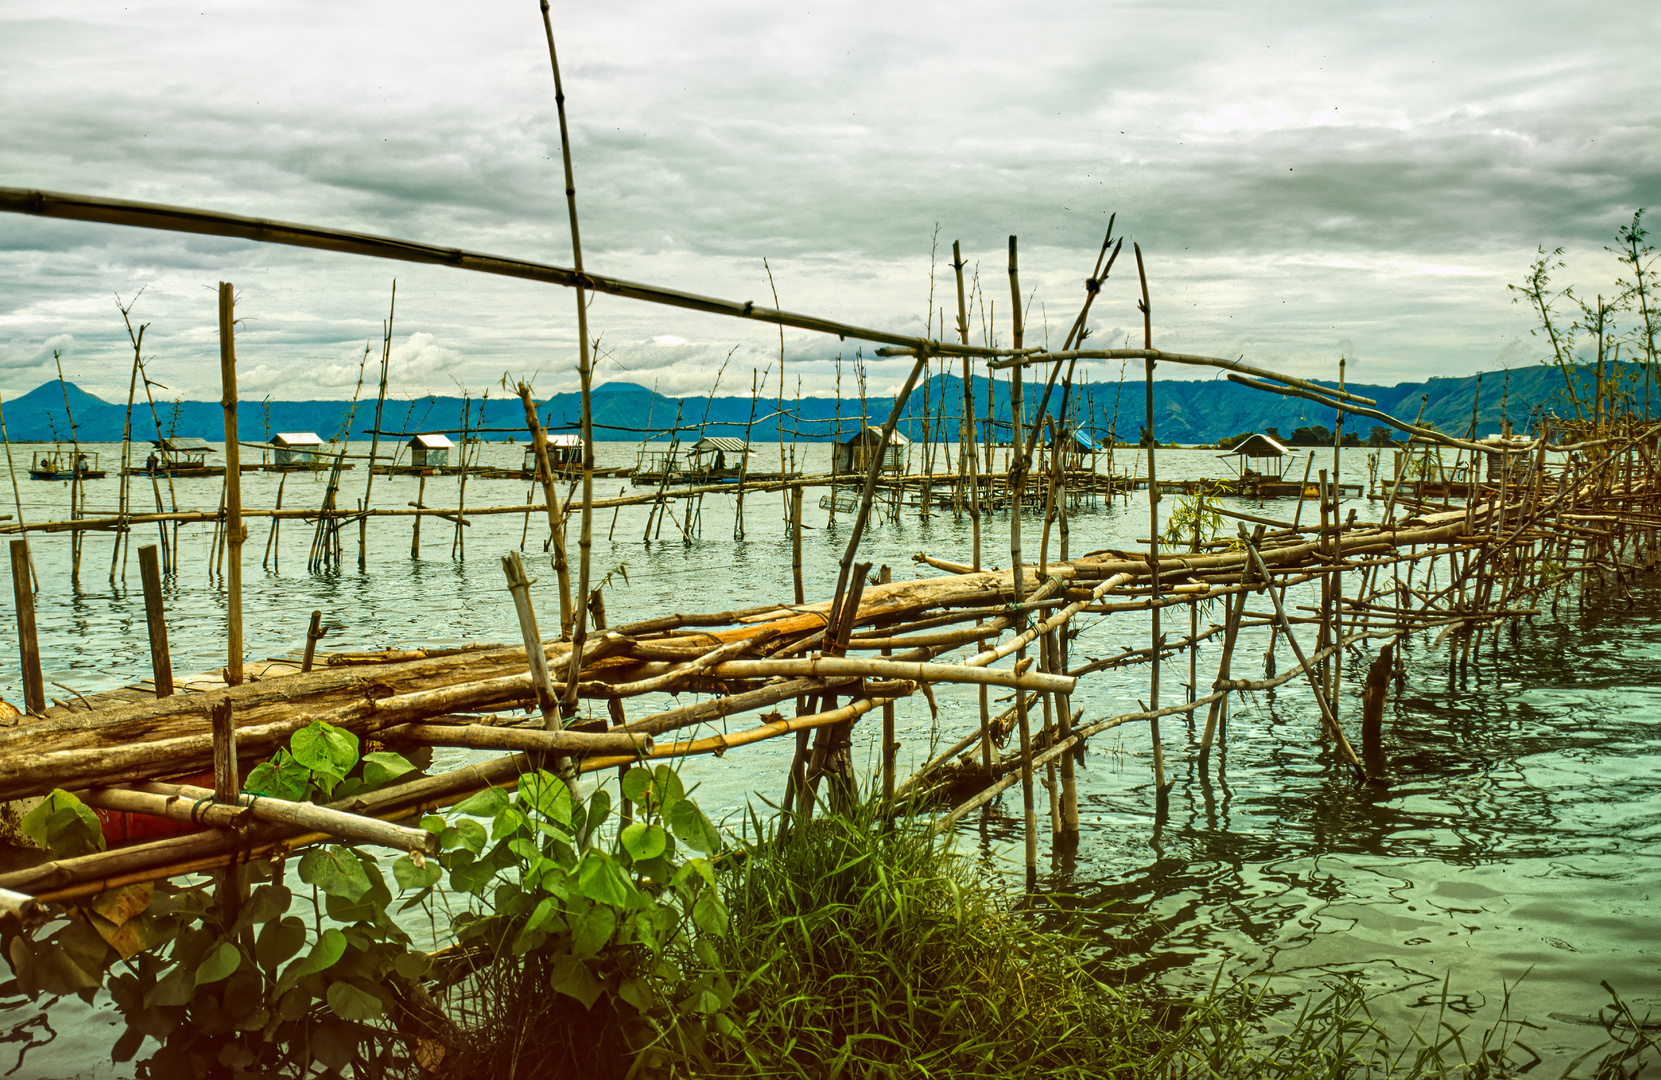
[693,437,753,453]
[409,433,456,449]
[1224,433,1291,457]
[840,425,910,446]
[538,433,582,447]
[272,432,326,447]
[151,437,214,452]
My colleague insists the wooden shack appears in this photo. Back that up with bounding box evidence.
[147,436,214,474]
[833,426,908,475]
[407,433,454,468]
[271,432,326,465]
[689,436,755,476]
[524,432,583,475]
[1058,428,1106,471]
[1220,432,1292,481]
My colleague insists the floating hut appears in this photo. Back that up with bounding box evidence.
[1219,432,1292,482]
[834,426,909,475]
[270,431,327,465]
[524,432,583,474]
[145,436,214,475]
[689,436,756,477]
[407,432,455,468]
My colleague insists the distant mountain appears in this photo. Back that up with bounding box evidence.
[1,362,1651,447]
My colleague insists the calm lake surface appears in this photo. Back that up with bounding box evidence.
[1,440,1656,1076]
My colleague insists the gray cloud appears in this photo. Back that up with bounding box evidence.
[2,0,1657,402]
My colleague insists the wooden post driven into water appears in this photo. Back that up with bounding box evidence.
[218,282,245,686]
[790,484,804,605]
[9,540,43,715]
[1136,244,1167,797]
[301,610,324,674]
[1007,235,1038,884]
[138,544,173,698]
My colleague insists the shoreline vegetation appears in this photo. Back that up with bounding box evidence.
[2,722,1656,1078]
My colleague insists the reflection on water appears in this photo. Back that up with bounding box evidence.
[1,443,1656,1072]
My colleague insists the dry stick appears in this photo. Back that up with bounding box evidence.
[54,355,85,582]
[0,395,35,591]
[359,282,394,571]
[1199,527,1264,759]
[263,475,286,570]
[1239,528,1367,781]
[410,473,425,558]
[112,320,144,581]
[218,282,245,686]
[1004,235,1040,878]
[790,484,805,604]
[451,394,471,560]
[138,544,173,698]
[952,242,993,771]
[879,564,897,803]
[517,384,573,637]
[9,540,44,715]
[539,1,596,716]
[1135,243,1168,796]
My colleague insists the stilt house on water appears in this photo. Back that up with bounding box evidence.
[1219,432,1292,482]
[407,433,454,469]
[833,426,908,475]
[270,432,327,465]
[524,432,582,475]
[1054,428,1107,472]
[688,436,755,478]
[145,436,214,475]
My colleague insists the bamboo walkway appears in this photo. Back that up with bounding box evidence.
[2,182,1658,914]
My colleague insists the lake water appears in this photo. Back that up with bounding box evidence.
[1,440,1656,1075]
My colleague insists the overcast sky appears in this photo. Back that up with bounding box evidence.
[2,0,1657,404]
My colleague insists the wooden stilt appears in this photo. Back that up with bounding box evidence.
[301,610,324,674]
[138,544,173,699]
[218,283,245,686]
[9,540,44,715]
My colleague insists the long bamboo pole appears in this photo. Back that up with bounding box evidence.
[540,0,597,717]
[1135,245,1166,795]
[218,283,245,686]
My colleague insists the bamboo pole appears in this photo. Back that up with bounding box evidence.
[503,551,562,735]
[9,540,43,715]
[540,0,596,716]
[0,395,33,592]
[791,484,805,604]
[301,610,324,673]
[360,282,394,571]
[138,544,173,699]
[218,282,245,686]
[1135,244,1167,795]
[517,384,573,637]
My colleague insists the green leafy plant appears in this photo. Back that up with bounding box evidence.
[245,719,417,803]
[429,763,733,1076]
[0,724,732,1079]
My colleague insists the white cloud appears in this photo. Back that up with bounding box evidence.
[0,0,1656,401]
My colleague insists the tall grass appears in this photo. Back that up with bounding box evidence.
[707,802,1169,1078]
[698,801,1659,1080]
